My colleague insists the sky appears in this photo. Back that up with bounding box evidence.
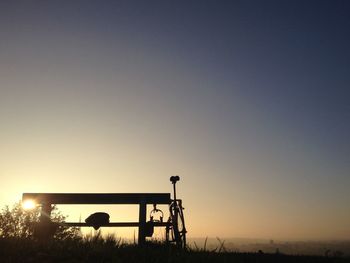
[0,0,349,240]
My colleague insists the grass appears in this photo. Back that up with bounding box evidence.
[0,235,349,263]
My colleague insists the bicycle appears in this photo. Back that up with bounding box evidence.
[165,176,187,248]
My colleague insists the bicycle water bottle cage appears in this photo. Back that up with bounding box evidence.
[170,176,180,184]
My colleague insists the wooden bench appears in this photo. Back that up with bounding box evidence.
[22,193,171,244]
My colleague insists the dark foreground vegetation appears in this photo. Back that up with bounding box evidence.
[1,202,349,262]
[1,236,349,263]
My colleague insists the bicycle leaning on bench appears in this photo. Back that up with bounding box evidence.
[148,176,187,248]
[167,176,187,248]
[22,176,187,248]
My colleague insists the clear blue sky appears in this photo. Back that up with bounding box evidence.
[0,1,349,239]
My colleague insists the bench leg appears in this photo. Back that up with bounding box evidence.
[138,201,146,245]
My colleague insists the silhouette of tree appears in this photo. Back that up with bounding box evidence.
[0,202,80,240]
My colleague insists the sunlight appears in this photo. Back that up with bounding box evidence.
[22,199,36,210]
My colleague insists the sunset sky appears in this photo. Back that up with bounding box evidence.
[0,1,349,240]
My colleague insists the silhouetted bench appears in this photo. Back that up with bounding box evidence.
[22,193,171,244]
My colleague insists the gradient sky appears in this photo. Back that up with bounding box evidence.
[0,1,349,240]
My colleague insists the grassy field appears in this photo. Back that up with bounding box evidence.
[1,236,349,263]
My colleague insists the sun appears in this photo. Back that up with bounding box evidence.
[22,200,36,210]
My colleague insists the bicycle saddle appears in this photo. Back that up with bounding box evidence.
[170,175,180,183]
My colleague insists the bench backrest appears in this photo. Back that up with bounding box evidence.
[22,193,171,205]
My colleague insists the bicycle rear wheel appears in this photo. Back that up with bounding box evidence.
[166,201,186,248]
